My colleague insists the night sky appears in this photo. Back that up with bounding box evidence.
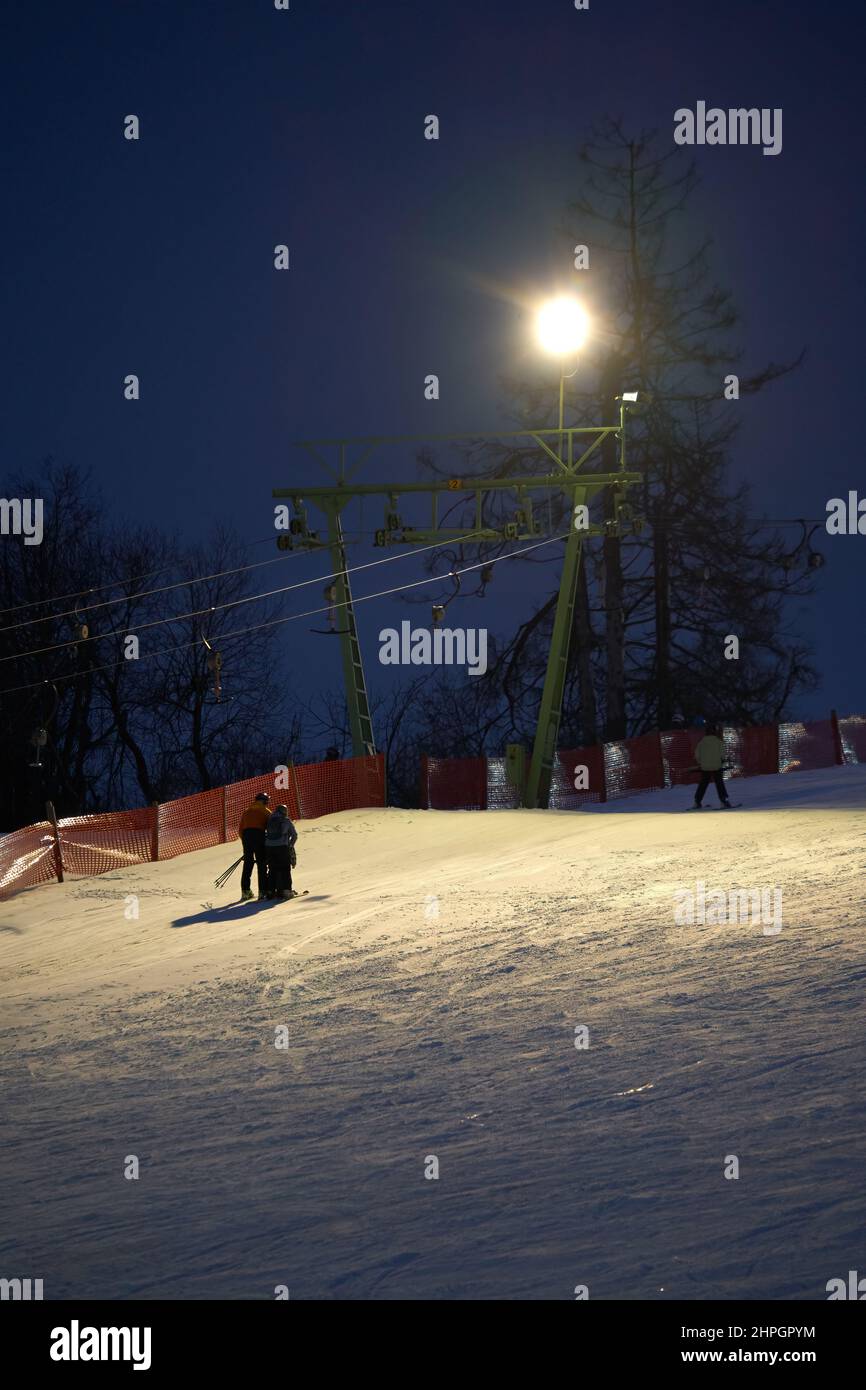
[2,0,863,722]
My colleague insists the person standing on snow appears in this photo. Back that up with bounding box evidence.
[264,803,298,899]
[693,723,732,808]
[238,792,271,900]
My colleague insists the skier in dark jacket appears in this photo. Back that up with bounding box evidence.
[264,804,298,899]
[238,792,271,900]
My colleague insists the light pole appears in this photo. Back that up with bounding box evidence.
[523,295,592,808]
[536,296,589,458]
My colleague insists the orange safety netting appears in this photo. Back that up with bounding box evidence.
[156,789,225,862]
[660,729,702,786]
[419,755,525,811]
[777,719,838,774]
[550,746,606,808]
[484,758,522,810]
[0,753,385,899]
[839,714,866,765]
[419,755,489,810]
[0,821,60,897]
[421,714,860,810]
[604,732,666,800]
[55,808,157,877]
[721,724,779,780]
[663,725,779,786]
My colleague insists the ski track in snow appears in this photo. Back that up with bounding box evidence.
[1,765,865,1300]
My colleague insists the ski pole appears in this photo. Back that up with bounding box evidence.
[214,855,244,888]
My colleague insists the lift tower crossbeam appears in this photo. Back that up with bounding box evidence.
[273,410,640,800]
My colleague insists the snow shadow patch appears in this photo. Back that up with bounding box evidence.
[171,897,330,928]
[171,902,272,928]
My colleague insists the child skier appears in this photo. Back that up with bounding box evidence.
[264,804,299,899]
[694,723,732,808]
[238,792,271,900]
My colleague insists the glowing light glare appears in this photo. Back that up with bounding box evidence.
[536,297,590,357]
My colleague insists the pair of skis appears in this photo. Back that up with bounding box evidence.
[681,764,741,810]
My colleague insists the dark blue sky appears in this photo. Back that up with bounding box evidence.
[2,0,863,722]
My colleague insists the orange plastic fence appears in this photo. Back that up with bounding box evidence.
[481,758,518,810]
[550,747,606,808]
[53,808,157,877]
[421,713,859,810]
[0,822,60,897]
[660,725,779,786]
[839,714,866,764]
[722,724,779,780]
[0,754,385,899]
[660,729,703,786]
[419,755,489,811]
[605,732,666,800]
[777,719,838,773]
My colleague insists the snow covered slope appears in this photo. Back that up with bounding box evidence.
[2,766,865,1300]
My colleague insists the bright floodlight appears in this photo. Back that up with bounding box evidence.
[536,296,589,357]
[622,391,639,402]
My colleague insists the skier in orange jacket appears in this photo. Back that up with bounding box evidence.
[238,792,271,899]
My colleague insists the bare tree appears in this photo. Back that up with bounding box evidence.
[0,466,303,827]
[405,120,818,753]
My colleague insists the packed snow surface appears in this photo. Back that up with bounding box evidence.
[2,766,865,1300]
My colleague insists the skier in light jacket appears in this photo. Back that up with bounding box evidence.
[693,723,732,808]
[264,804,298,899]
